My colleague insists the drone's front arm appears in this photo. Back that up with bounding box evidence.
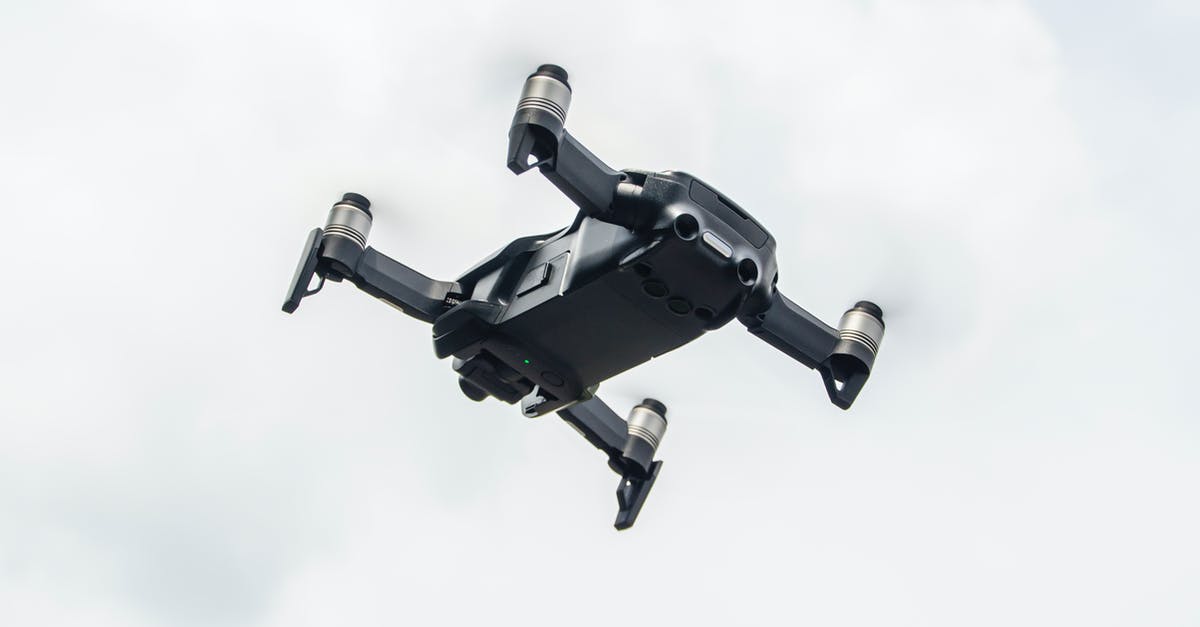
[283,194,462,322]
[350,248,461,323]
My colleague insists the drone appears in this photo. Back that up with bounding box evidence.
[283,64,886,529]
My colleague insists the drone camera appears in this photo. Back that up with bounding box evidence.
[320,193,373,278]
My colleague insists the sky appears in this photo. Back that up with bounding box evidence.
[1,0,1197,625]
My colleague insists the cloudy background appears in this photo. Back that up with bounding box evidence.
[1,0,1197,624]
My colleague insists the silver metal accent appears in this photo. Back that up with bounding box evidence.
[618,237,662,267]
[627,405,667,450]
[323,202,372,249]
[517,75,572,125]
[837,308,885,356]
[701,231,733,258]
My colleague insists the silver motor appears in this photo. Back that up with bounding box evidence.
[320,192,373,278]
[515,68,572,129]
[622,398,667,474]
[507,64,572,174]
[837,301,885,361]
[822,301,885,408]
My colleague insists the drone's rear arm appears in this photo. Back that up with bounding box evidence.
[740,291,885,409]
[742,290,839,369]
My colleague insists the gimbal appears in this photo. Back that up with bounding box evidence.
[283,64,885,529]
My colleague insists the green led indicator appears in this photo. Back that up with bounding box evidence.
[523,359,531,364]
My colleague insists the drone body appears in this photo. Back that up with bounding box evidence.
[284,64,886,529]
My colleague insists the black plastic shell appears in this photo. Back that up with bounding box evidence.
[433,171,778,416]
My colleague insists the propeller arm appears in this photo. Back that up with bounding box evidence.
[540,131,623,219]
[282,194,462,323]
[557,395,628,468]
[740,289,839,369]
[506,64,634,227]
[349,248,462,323]
[740,289,885,409]
[556,396,669,530]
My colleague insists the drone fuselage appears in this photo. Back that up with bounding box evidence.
[436,170,778,416]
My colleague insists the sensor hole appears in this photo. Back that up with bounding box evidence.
[737,259,759,285]
[673,214,699,240]
[642,280,668,298]
[667,298,692,315]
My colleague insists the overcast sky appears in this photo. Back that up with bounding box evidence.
[1,1,1197,625]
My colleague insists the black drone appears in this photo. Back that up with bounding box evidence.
[284,64,885,529]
